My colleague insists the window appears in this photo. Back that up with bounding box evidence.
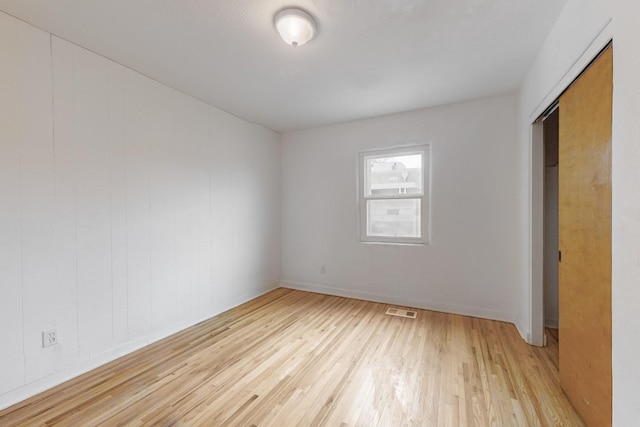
[359,144,430,244]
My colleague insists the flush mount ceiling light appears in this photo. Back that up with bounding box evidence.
[274,8,317,47]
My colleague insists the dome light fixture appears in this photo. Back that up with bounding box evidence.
[274,8,317,47]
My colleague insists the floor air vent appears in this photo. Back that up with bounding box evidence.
[385,307,417,319]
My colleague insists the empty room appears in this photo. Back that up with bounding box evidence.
[0,0,638,426]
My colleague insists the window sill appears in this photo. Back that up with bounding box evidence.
[359,240,429,247]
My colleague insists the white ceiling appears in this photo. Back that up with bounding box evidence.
[0,0,567,132]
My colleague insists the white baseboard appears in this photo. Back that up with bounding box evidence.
[280,280,517,325]
[0,284,279,411]
[514,314,531,344]
[1,281,522,410]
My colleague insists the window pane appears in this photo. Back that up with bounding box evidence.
[366,153,422,197]
[367,199,421,238]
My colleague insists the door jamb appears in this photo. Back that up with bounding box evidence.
[527,24,613,346]
[531,121,545,346]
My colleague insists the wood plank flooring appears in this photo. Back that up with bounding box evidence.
[0,288,584,426]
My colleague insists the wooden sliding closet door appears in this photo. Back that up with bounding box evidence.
[558,45,612,427]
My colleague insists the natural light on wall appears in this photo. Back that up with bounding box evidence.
[359,145,430,244]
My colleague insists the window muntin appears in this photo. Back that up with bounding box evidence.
[359,145,430,244]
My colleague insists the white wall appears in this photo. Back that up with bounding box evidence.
[281,94,521,323]
[3,0,638,421]
[0,13,281,410]
[517,0,612,343]
[0,11,53,395]
[520,0,640,422]
[612,0,640,423]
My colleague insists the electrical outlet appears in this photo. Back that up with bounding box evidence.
[320,265,326,274]
[42,328,58,348]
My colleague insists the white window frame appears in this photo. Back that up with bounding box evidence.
[358,144,431,245]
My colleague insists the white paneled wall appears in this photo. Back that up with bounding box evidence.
[0,14,281,409]
[0,11,52,395]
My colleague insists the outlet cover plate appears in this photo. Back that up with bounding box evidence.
[42,329,58,348]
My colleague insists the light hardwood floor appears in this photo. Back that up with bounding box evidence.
[0,288,583,426]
